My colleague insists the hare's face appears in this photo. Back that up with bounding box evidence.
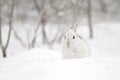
[64,30,77,48]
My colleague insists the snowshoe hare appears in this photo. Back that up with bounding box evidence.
[62,24,90,59]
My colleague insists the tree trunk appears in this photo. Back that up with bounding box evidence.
[0,0,15,58]
[42,23,47,44]
[41,15,47,44]
[87,0,93,38]
[100,0,107,13]
[2,49,7,58]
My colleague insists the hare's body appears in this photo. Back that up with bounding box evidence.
[62,28,90,59]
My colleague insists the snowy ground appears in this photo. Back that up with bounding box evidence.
[0,21,120,80]
[0,51,120,80]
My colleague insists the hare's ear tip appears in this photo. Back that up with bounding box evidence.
[70,23,78,32]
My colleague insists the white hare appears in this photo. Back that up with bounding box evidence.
[62,24,90,59]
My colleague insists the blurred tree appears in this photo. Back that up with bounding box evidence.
[32,0,61,48]
[100,0,107,13]
[31,0,48,47]
[87,0,93,38]
[0,0,15,58]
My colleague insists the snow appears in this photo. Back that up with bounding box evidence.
[0,22,120,80]
[1,54,120,80]
[77,21,120,57]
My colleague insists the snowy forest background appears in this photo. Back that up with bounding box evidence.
[1,0,120,80]
[0,0,120,58]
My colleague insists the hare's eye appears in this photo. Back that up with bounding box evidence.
[73,36,75,39]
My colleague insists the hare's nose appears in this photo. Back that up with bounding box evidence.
[67,40,70,48]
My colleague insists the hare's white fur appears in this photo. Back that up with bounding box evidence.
[62,28,90,59]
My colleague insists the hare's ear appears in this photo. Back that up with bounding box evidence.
[71,24,78,32]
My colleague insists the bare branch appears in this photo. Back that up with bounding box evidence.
[13,28,26,47]
[5,0,15,49]
[87,0,93,38]
[31,0,48,48]
[30,9,45,48]
[33,0,45,14]
[30,23,40,48]
[0,0,2,47]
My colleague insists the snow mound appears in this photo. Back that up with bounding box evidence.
[0,48,120,80]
